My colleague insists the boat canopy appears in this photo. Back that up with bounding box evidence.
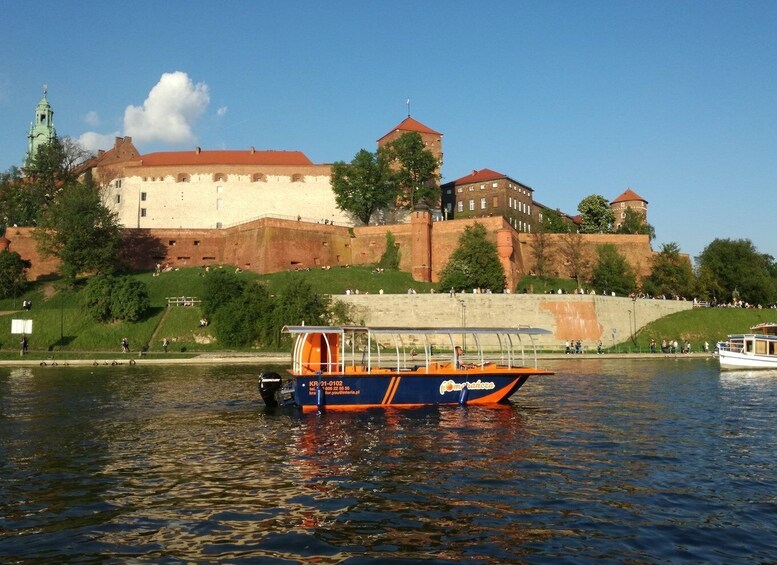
[281,325,551,375]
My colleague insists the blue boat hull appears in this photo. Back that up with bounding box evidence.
[281,372,533,412]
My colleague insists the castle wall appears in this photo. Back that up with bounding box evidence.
[5,217,655,290]
[101,165,350,230]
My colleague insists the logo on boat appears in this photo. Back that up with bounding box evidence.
[439,379,496,395]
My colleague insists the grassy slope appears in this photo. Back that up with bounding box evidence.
[1,267,774,356]
[0,266,435,356]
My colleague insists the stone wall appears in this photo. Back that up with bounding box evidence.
[334,293,693,349]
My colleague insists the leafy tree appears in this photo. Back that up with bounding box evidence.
[33,181,121,285]
[560,231,589,288]
[696,238,777,305]
[109,277,151,322]
[616,207,656,240]
[382,132,440,208]
[438,223,505,292]
[378,231,400,270]
[212,283,273,347]
[81,275,150,322]
[268,275,329,347]
[541,208,572,233]
[591,244,637,296]
[578,194,615,234]
[202,269,248,320]
[642,242,696,299]
[529,228,554,279]
[331,149,396,224]
[0,250,30,299]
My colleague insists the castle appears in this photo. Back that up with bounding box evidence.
[5,90,654,287]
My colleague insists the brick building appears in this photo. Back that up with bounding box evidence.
[610,188,648,230]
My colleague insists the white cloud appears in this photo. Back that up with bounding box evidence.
[84,111,100,126]
[123,71,210,144]
[78,131,120,153]
[217,105,228,117]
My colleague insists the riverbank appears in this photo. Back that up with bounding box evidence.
[0,351,717,368]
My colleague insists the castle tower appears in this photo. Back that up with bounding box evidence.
[410,204,432,282]
[26,85,57,165]
[610,188,648,230]
[377,116,443,177]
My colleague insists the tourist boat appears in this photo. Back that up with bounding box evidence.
[258,325,554,412]
[717,322,777,370]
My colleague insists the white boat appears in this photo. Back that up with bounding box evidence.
[717,322,777,370]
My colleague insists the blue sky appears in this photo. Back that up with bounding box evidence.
[1,1,775,261]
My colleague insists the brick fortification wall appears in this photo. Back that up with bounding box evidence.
[4,217,655,287]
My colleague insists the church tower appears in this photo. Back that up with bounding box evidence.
[26,85,57,165]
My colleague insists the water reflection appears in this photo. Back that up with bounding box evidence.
[1,360,777,562]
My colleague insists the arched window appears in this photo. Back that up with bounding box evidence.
[291,173,304,183]
[252,173,266,182]
[177,173,190,183]
[213,173,226,182]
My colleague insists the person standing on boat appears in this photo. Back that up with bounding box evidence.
[455,346,463,369]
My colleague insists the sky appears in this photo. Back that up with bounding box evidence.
[1,1,776,261]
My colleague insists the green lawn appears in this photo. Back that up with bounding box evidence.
[0,266,436,355]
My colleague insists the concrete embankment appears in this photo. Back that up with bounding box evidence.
[334,293,693,349]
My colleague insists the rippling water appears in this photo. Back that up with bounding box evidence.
[1,358,777,563]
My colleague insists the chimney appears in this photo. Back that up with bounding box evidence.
[196,147,201,154]
[250,146,255,154]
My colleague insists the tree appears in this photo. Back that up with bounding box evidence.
[33,181,122,285]
[578,194,615,234]
[378,231,400,270]
[268,275,329,347]
[81,275,150,322]
[0,250,29,299]
[438,223,506,292]
[382,132,440,208]
[591,244,637,296]
[642,242,696,299]
[212,282,273,347]
[560,231,589,288]
[330,149,396,225]
[616,207,656,240]
[202,269,248,320]
[696,238,777,305]
[541,208,572,233]
[529,229,555,279]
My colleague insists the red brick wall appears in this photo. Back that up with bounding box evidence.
[5,217,657,290]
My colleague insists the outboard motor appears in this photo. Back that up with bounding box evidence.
[258,371,283,407]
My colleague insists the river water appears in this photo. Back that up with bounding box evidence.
[1,358,776,563]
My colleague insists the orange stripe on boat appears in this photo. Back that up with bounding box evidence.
[467,377,523,404]
[386,377,402,404]
[381,377,397,404]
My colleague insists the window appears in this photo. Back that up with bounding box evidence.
[493,196,499,207]
[169,240,176,246]
[216,186,223,194]
[213,173,226,182]
[140,192,147,201]
[140,208,147,217]
[480,184,485,190]
[468,186,474,192]
[177,174,190,182]
[480,197,486,209]
[492,182,498,188]
[116,195,121,204]
[469,199,475,211]
[457,186,462,193]
[446,189,452,195]
[292,174,304,182]
[253,173,266,182]
[216,198,223,210]
[509,196,513,207]
[457,201,463,212]
[194,240,201,246]
[115,179,122,188]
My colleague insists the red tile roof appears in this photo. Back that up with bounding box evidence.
[129,149,314,167]
[378,117,442,141]
[611,188,647,204]
[443,168,534,191]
